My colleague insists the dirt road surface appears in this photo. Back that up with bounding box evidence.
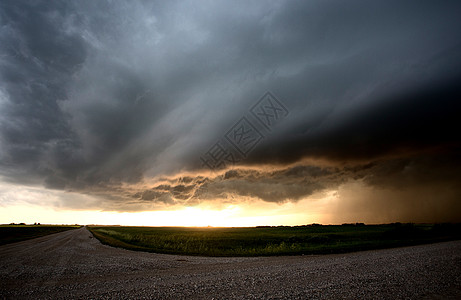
[0,227,460,299]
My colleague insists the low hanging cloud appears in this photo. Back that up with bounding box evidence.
[0,1,461,222]
[129,150,461,222]
[139,165,337,205]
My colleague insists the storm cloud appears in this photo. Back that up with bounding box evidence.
[1,1,460,222]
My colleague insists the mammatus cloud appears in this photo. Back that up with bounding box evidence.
[0,1,460,222]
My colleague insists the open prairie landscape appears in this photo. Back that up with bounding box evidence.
[88,223,461,256]
[1,1,461,299]
[1,226,460,299]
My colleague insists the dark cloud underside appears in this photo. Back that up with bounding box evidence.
[0,0,460,221]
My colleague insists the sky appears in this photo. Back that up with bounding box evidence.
[1,0,461,226]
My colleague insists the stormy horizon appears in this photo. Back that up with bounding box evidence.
[1,0,460,226]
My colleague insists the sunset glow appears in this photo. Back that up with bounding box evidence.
[1,1,460,226]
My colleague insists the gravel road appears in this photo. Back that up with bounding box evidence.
[0,227,460,299]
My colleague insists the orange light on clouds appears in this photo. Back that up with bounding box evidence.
[0,196,332,227]
[0,179,335,226]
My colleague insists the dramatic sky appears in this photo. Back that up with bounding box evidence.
[1,0,460,226]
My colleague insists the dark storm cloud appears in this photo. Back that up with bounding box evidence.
[247,71,461,165]
[0,0,460,217]
[0,1,86,183]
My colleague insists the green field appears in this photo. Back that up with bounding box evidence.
[0,225,81,245]
[88,223,461,257]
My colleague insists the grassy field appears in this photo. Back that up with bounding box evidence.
[0,225,81,245]
[88,223,461,257]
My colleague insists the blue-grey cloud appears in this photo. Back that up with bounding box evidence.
[1,1,460,220]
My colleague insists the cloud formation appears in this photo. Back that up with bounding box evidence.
[127,150,461,221]
[1,1,460,222]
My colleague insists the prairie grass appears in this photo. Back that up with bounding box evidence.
[88,223,460,256]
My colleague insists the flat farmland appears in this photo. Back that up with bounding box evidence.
[0,225,81,245]
[88,223,461,256]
